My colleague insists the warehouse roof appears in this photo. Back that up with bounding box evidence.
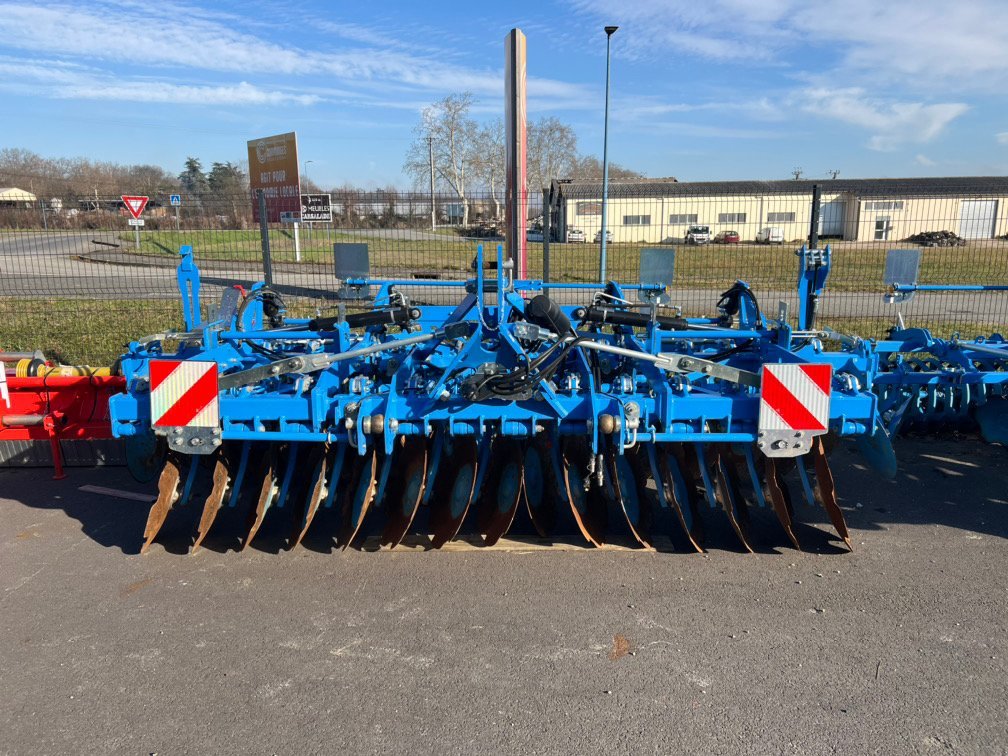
[0,187,37,202]
[551,176,1008,199]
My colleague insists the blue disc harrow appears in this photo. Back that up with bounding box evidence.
[109,243,1006,554]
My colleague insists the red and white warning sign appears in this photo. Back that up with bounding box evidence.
[759,363,832,433]
[121,195,149,220]
[0,368,8,408]
[149,360,219,428]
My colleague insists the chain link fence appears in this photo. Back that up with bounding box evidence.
[0,177,1005,365]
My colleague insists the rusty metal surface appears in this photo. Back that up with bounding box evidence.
[810,436,853,550]
[761,456,801,550]
[293,446,330,548]
[478,438,524,547]
[379,437,428,548]
[338,448,378,549]
[192,448,230,553]
[560,438,607,547]
[241,445,278,551]
[139,452,182,555]
[710,445,754,553]
[653,446,704,552]
[607,446,656,550]
[428,438,479,549]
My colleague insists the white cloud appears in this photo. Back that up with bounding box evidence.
[914,154,936,166]
[997,132,1008,145]
[0,2,587,105]
[799,88,967,150]
[58,80,320,106]
[569,0,1008,92]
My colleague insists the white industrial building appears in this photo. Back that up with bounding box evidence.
[546,177,1008,243]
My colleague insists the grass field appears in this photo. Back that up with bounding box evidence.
[119,229,1008,293]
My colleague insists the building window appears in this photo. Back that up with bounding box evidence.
[576,201,602,215]
[767,211,796,223]
[865,200,904,211]
[623,215,651,225]
[718,212,747,223]
[874,216,893,241]
[668,213,698,224]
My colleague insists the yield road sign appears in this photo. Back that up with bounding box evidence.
[121,195,149,219]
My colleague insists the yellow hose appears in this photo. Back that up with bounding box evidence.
[14,359,111,378]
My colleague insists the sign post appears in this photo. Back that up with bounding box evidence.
[170,193,181,232]
[121,195,149,251]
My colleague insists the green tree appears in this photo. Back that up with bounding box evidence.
[179,157,209,195]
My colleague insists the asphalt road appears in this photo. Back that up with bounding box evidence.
[1,437,1006,754]
[0,232,1006,327]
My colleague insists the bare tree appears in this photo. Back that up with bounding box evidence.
[527,117,579,192]
[569,155,644,180]
[404,93,478,226]
[469,118,505,220]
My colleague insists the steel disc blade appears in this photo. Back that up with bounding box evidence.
[291,445,328,548]
[338,447,378,549]
[759,455,801,551]
[976,397,1008,445]
[479,438,524,547]
[606,446,658,549]
[241,444,279,551]
[709,445,754,553]
[125,434,167,484]
[429,437,479,549]
[652,445,704,552]
[380,437,429,548]
[810,437,852,550]
[560,438,606,547]
[522,437,563,538]
[192,445,236,553]
[854,426,898,480]
[140,450,186,555]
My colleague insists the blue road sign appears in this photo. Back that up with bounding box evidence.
[170,194,182,206]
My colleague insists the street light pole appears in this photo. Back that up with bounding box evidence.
[599,25,618,283]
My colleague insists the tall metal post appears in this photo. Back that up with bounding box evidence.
[599,25,618,283]
[542,187,551,290]
[257,189,273,285]
[504,28,528,278]
[428,136,436,230]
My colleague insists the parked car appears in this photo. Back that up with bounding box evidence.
[566,227,586,243]
[526,227,544,242]
[714,230,740,243]
[684,224,711,244]
[593,229,613,243]
[755,227,785,244]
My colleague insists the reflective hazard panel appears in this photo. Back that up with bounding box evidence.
[149,360,219,428]
[758,364,832,457]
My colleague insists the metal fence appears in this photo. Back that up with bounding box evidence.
[0,179,1005,365]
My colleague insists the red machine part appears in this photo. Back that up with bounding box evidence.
[0,375,126,479]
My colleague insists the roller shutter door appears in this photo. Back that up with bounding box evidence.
[959,200,996,239]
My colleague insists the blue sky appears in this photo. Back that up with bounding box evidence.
[1,0,1006,187]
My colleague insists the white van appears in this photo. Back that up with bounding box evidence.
[755,227,784,244]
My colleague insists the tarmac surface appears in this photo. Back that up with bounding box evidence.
[1,437,1006,754]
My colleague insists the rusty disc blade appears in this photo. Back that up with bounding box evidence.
[192,446,234,554]
[140,451,184,555]
[760,455,801,550]
[560,437,606,547]
[709,445,754,553]
[338,447,378,549]
[380,437,429,548]
[479,438,524,547]
[429,437,479,549]
[291,445,328,548]
[241,444,279,551]
[810,436,852,550]
[522,436,563,538]
[606,446,657,549]
[653,445,704,552]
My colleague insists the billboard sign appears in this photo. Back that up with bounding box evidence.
[247,131,300,223]
[300,193,332,223]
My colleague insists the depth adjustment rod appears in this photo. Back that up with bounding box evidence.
[218,323,471,391]
[576,340,760,388]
